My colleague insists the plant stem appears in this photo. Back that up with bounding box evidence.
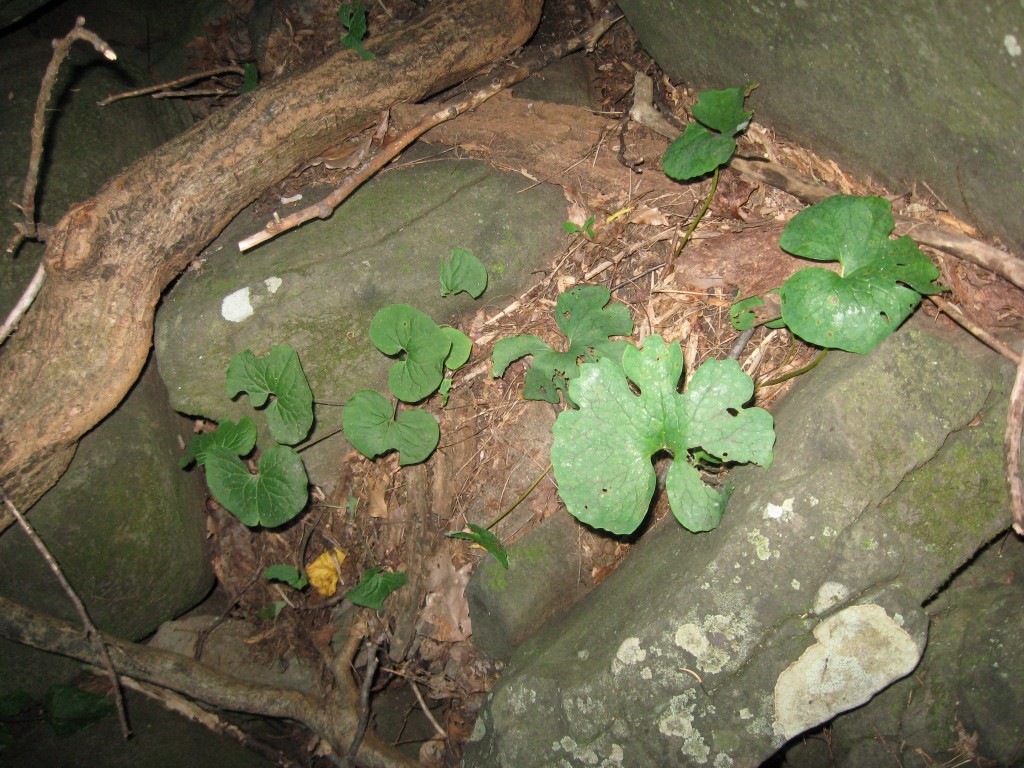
[666,166,719,272]
[757,348,829,389]
[485,463,552,530]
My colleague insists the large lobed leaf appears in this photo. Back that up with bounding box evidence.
[370,304,452,403]
[204,444,308,528]
[491,285,633,404]
[552,335,774,535]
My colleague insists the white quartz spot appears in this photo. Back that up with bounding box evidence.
[264,276,282,293]
[221,287,253,322]
[774,604,921,739]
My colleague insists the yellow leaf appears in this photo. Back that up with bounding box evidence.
[307,548,346,597]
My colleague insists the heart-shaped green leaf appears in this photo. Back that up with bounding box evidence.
[491,285,633,404]
[226,346,313,445]
[263,564,308,590]
[691,84,755,135]
[552,335,774,535]
[204,444,308,527]
[181,417,257,468]
[342,389,439,465]
[442,327,472,371]
[370,305,452,403]
[777,195,943,353]
[346,568,407,610]
[446,524,509,569]
[440,247,488,298]
[662,123,737,181]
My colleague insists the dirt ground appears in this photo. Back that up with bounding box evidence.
[182,2,1024,765]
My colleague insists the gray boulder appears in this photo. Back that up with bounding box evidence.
[464,320,1015,767]
[155,148,568,494]
[616,0,1024,253]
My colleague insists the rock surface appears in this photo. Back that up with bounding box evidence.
[464,319,1016,767]
[616,0,1024,252]
[155,147,569,494]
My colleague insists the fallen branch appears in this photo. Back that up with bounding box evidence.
[1007,344,1024,536]
[0,593,418,767]
[238,12,621,252]
[98,66,246,106]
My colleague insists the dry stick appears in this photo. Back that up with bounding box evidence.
[0,483,131,738]
[1,17,116,346]
[238,13,622,252]
[409,680,447,740]
[1007,342,1024,536]
[98,66,246,106]
[119,677,303,768]
[342,635,382,767]
[927,295,1021,364]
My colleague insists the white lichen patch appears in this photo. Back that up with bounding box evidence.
[763,497,794,521]
[1005,33,1021,57]
[746,528,774,561]
[774,604,921,739]
[791,579,801,591]
[507,684,537,716]
[658,693,710,763]
[551,735,624,766]
[674,613,752,675]
[264,276,282,293]
[612,637,647,675]
[813,581,850,615]
[221,287,253,322]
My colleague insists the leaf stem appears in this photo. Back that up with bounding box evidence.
[757,348,829,389]
[485,463,552,530]
[667,166,719,271]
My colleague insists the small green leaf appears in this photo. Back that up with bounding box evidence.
[342,390,440,465]
[241,63,258,93]
[346,568,407,610]
[440,248,488,298]
[43,685,115,737]
[370,305,452,402]
[491,285,633,404]
[779,195,895,272]
[263,564,308,590]
[563,216,596,238]
[730,296,765,331]
[226,346,313,445]
[256,601,287,620]
[0,690,32,717]
[338,2,374,60]
[552,335,774,535]
[204,444,308,527]
[662,123,736,180]
[438,377,454,407]
[691,84,755,135]
[442,327,472,371]
[447,524,509,569]
[181,417,257,468]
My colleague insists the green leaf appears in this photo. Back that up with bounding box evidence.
[338,2,374,60]
[662,123,736,180]
[490,285,633,404]
[440,248,488,298]
[342,390,440,465]
[263,564,308,590]
[691,84,755,135]
[346,568,407,610]
[442,327,472,371]
[730,296,764,331]
[447,524,509,569]
[0,690,32,718]
[181,417,257,468]
[370,305,452,402]
[241,63,258,93]
[256,601,287,620]
[777,195,943,353]
[438,377,454,407]
[563,215,596,238]
[552,335,774,535]
[43,685,115,737]
[204,444,308,527]
[226,346,314,445]
[779,195,896,272]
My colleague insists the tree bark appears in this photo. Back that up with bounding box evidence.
[0,0,542,516]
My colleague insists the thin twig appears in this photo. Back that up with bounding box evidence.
[98,66,245,106]
[2,18,116,345]
[0,482,130,738]
[342,635,381,766]
[927,295,1021,364]
[410,680,447,739]
[238,13,622,252]
[1006,341,1024,536]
